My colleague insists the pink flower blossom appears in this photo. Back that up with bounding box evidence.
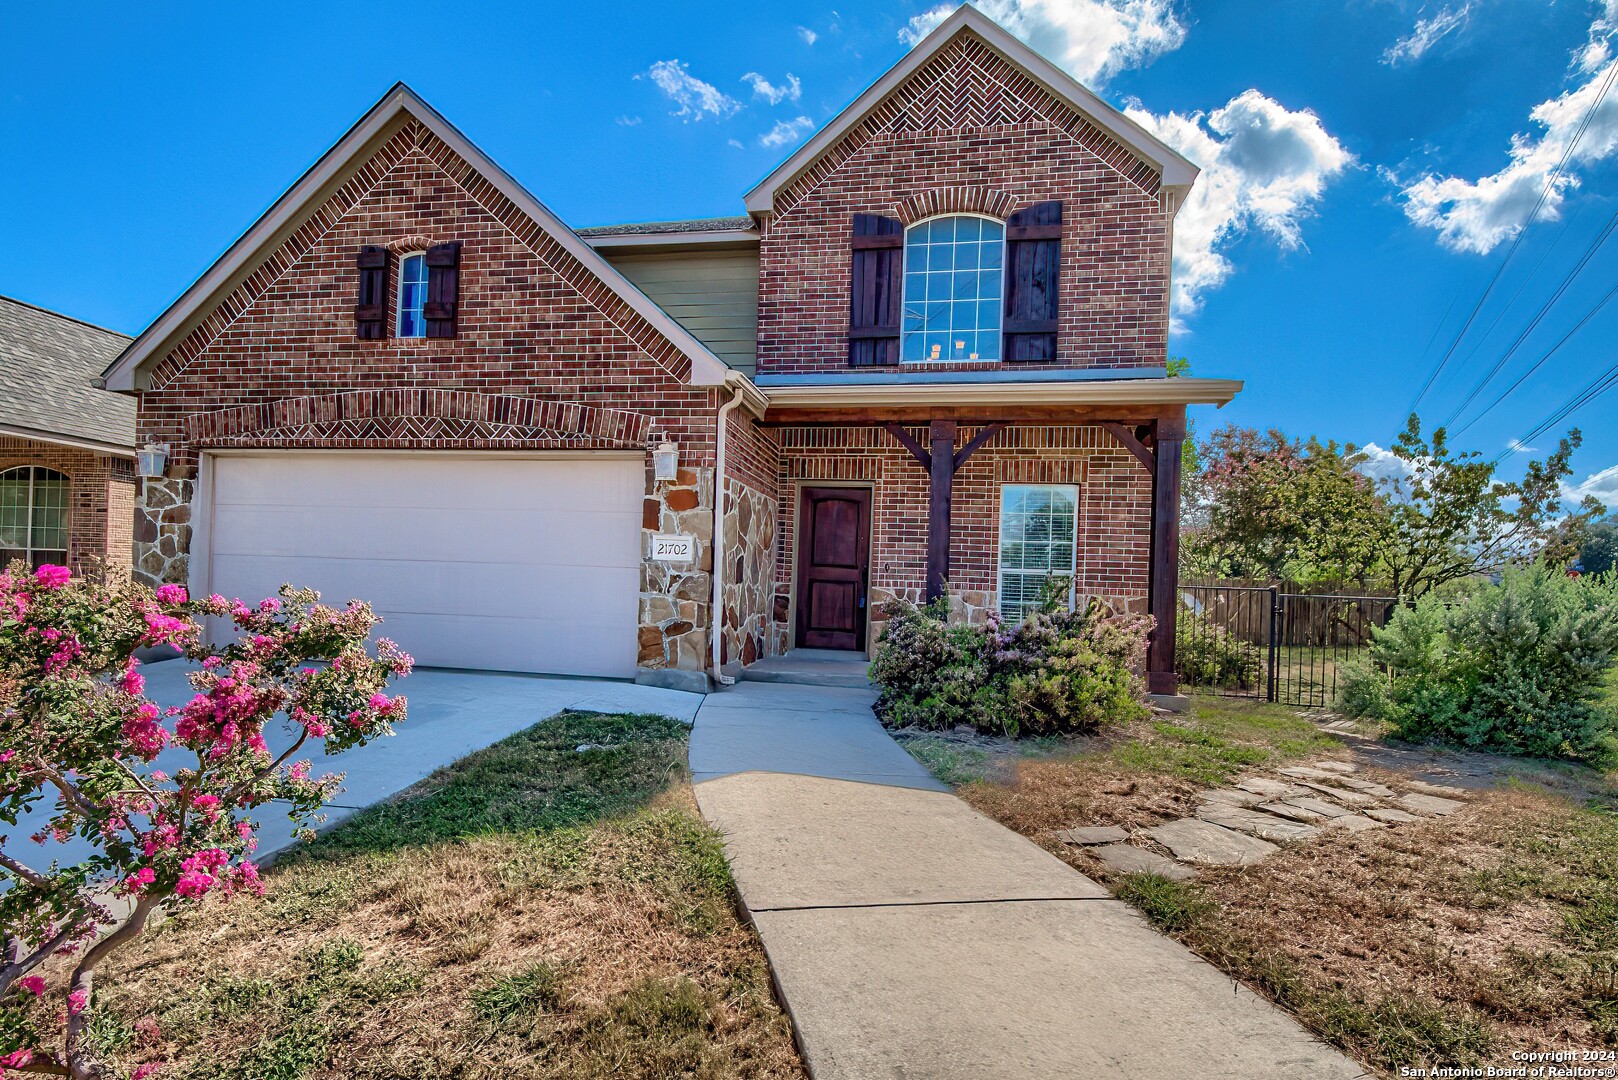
[122,702,168,759]
[1,1049,35,1070]
[258,597,283,613]
[120,659,146,696]
[67,988,88,1014]
[33,564,71,589]
[154,584,188,605]
[16,976,45,997]
[132,1063,162,1080]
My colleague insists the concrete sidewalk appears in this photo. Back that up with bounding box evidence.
[691,681,1368,1080]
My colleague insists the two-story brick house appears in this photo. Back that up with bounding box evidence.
[100,6,1238,695]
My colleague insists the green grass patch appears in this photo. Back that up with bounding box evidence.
[474,962,566,1025]
[1104,696,1338,786]
[1115,873,1216,934]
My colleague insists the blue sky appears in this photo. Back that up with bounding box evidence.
[2,0,1615,504]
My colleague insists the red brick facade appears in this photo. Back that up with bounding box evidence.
[755,33,1171,376]
[0,436,134,579]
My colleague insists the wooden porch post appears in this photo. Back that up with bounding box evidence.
[1147,410,1186,695]
[926,420,957,601]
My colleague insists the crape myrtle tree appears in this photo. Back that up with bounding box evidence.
[0,564,411,1079]
[1181,415,1603,599]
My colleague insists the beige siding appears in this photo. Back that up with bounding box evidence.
[604,250,759,374]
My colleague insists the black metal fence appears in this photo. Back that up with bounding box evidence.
[1176,583,1399,707]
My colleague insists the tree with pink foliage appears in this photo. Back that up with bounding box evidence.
[0,564,411,1078]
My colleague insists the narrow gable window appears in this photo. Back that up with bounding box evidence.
[997,484,1077,620]
[902,215,1004,363]
[396,252,428,338]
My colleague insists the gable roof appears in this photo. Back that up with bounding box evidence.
[743,4,1199,216]
[1,295,134,454]
[101,84,733,394]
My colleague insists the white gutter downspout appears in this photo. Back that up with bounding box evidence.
[710,374,750,688]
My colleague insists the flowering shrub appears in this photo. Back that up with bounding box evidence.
[869,589,1151,737]
[1338,565,1618,763]
[0,563,411,1079]
[1176,614,1263,691]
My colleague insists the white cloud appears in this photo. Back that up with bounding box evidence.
[742,71,803,105]
[728,138,745,149]
[760,116,816,148]
[1382,3,1471,66]
[1398,3,1618,255]
[615,115,642,127]
[899,0,1185,86]
[1564,462,1618,507]
[1354,442,1417,487]
[1507,437,1540,454]
[796,25,818,45]
[641,60,742,122]
[1125,91,1353,325]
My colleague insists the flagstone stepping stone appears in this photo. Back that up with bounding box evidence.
[1365,808,1422,824]
[1090,843,1198,881]
[1198,788,1267,807]
[1309,761,1357,774]
[1324,814,1385,833]
[1282,797,1355,819]
[1297,782,1378,807]
[1257,801,1326,822]
[1404,779,1471,799]
[1144,818,1278,867]
[1237,777,1309,799]
[1195,804,1322,843]
[1328,777,1398,798]
[1280,766,1356,782]
[1399,792,1467,816]
[1057,825,1129,846]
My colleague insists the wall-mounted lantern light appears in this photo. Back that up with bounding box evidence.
[652,440,680,482]
[136,443,170,478]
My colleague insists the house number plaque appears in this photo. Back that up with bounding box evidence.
[652,533,696,563]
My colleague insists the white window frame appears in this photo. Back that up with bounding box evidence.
[899,212,1006,365]
[0,466,70,569]
[395,250,428,338]
[996,483,1079,621]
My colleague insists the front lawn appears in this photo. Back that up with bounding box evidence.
[901,694,1618,1076]
[75,711,802,1079]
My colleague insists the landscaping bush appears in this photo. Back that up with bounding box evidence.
[1337,565,1618,763]
[869,587,1151,737]
[1176,614,1263,690]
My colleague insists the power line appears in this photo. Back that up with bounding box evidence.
[1440,209,1618,428]
[1496,356,1618,465]
[1455,279,1618,436]
[1409,59,1618,413]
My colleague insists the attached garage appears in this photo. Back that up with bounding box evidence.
[195,452,644,677]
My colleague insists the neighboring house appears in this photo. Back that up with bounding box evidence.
[0,295,135,576]
[100,7,1239,695]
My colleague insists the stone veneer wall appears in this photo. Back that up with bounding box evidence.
[133,475,192,586]
[773,423,1152,654]
[719,476,777,669]
[639,466,715,677]
[0,436,135,580]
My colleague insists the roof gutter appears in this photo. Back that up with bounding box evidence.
[759,376,1241,410]
[0,423,137,458]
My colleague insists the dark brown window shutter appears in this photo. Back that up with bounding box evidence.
[848,214,904,367]
[1003,201,1062,362]
[355,246,389,340]
[424,241,462,339]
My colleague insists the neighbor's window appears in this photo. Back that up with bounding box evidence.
[902,215,1003,363]
[997,484,1077,620]
[0,466,70,571]
[396,252,428,338]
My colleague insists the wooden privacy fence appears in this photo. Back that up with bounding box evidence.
[1176,580,1399,707]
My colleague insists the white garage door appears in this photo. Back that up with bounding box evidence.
[201,452,644,677]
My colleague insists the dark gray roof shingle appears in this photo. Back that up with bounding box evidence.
[576,216,756,237]
[0,295,135,451]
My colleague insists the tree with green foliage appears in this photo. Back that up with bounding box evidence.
[1580,517,1618,575]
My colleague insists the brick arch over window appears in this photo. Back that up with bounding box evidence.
[184,390,652,450]
[893,188,1017,225]
[387,234,438,254]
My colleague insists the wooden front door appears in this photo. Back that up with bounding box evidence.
[795,487,872,650]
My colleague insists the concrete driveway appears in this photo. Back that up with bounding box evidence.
[14,659,703,865]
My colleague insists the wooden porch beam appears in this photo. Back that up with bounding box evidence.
[763,404,1169,426]
[882,422,931,470]
[1147,410,1187,697]
[953,422,1007,469]
[927,420,957,600]
[1099,421,1155,473]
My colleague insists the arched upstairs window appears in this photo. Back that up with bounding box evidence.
[396,251,428,338]
[0,466,69,570]
[901,215,1004,363]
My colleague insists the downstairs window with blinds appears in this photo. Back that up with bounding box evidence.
[997,484,1077,620]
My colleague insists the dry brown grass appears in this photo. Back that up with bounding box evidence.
[50,712,803,1080]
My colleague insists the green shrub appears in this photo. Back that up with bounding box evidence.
[1176,614,1263,690]
[869,588,1151,737]
[1337,566,1618,763]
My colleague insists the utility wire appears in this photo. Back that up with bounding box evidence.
[1440,209,1618,428]
[1496,356,1618,464]
[1455,279,1618,436]
[1409,59,1618,413]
